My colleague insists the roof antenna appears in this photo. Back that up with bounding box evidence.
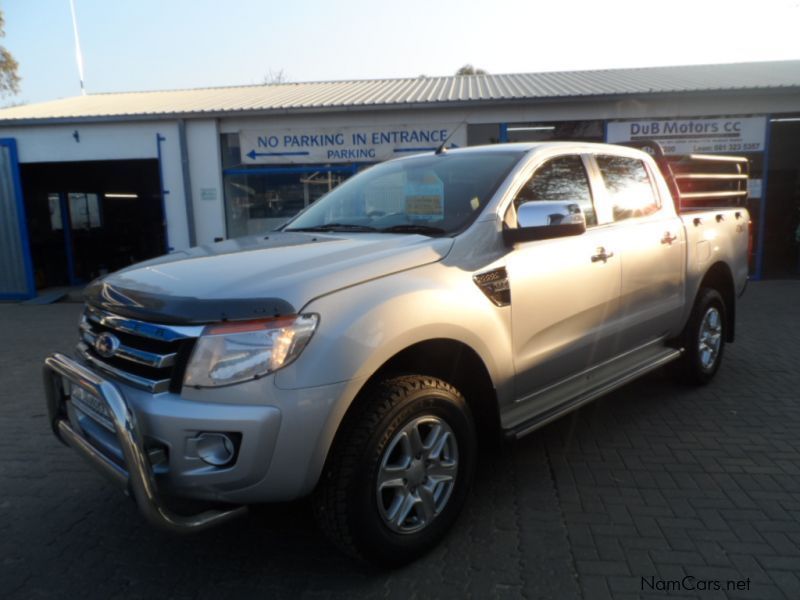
[435,117,469,154]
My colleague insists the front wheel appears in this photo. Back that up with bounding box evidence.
[675,288,727,385]
[312,375,476,566]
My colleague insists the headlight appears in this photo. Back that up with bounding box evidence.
[183,314,318,388]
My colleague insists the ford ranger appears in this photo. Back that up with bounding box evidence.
[43,141,750,565]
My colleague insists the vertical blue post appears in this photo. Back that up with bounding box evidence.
[59,193,78,286]
[754,117,772,281]
[499,123,508,144]
[3,138,36,299]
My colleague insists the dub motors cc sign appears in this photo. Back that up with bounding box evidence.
[606,117,767,155]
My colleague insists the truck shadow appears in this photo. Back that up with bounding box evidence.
[13,370,696,599]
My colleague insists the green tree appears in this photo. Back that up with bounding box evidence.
[455,64,487,76]
[0,11,19,96]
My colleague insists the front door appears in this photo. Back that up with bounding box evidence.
[505,154,621,410]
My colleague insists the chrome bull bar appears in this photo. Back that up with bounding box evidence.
[43,352,247,533]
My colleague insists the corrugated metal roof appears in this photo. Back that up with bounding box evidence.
[1,60,798,123]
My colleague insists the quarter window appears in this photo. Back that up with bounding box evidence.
[511,155,597,227]
[595,155,659,221]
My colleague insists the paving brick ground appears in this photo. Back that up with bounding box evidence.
[1,281,798,599]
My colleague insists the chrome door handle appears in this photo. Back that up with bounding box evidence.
[661,232,678,245]
[591,248,614,263]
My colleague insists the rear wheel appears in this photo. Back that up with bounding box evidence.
[675,288,726,385]
[312,375,476,566]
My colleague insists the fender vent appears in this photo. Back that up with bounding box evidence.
[473,267,510,307]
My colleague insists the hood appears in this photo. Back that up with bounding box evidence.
[84,232,454,324]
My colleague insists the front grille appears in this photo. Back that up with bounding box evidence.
[79,306,203,393]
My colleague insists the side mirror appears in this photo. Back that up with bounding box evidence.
[503,201,587,246]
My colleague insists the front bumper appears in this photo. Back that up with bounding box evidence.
[44,352,248,533]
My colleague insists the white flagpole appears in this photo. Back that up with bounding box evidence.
[68,0,86,95]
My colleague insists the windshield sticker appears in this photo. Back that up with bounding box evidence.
[405,172,444,221]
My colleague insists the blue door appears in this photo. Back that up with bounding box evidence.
[0,139,35,300]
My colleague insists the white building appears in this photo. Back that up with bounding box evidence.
[1,60,799,299]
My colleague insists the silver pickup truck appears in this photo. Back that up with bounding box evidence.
[43,141,750,565]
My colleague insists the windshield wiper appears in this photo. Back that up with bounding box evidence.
[379,224,447,236]
[286,223,378,232]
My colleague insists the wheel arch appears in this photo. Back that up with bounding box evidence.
[696,261,736,342]
[325,338,502,469]
[368,338,501,444]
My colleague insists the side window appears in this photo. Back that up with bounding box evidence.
[510,155,597,227]
[595,155,660,221]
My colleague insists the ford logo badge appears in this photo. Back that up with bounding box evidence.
[94,332,121,358]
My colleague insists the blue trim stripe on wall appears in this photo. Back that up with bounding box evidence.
[58,192,78,286]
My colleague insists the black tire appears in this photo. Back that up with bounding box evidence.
[312,375,476,566]
[675,288,727,385]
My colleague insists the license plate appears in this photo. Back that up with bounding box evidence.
[67,380,114,430]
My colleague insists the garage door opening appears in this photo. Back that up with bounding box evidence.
[763,119,800,278]
[21,159,165,289]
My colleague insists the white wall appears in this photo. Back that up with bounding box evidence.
[0,121,192,251]
[185,119,225,245]
[2,89,798,258]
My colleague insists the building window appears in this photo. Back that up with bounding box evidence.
[505,120,604,143]
[467,124,505,145]
[223,168,357,238]
[221,133,366,237]
[68,193,101,229]
[48,193,62,230]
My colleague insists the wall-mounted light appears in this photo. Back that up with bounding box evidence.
[104,193,138,199]
[770,117,800,123]
[507,125,556,132]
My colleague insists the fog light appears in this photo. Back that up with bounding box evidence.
[192,433,235,466]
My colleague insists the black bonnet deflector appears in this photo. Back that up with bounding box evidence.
[84,280,296,325]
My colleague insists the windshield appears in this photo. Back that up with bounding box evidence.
[284,151,523,236]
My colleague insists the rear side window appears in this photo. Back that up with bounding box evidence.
[512,155,597,227]
[596,155,659,221]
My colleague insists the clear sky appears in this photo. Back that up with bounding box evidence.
[3,0,800,106]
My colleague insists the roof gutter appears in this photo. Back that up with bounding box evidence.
[0,87,798,127]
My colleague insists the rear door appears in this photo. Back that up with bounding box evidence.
[505,153,621,407]
[590,153,685,350]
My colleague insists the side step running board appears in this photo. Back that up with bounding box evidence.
[505,348,682,440]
